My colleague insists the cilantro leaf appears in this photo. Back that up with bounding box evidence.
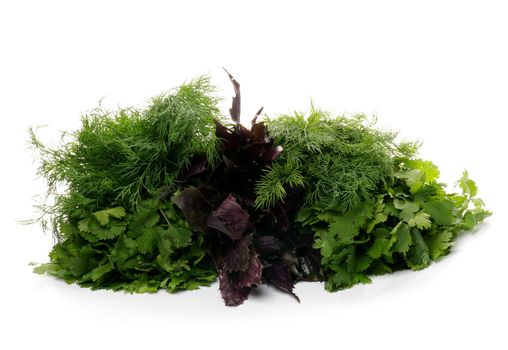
[408,211,432,230]
[422,199,455,226]
[458,170,478,198]
[319,202,374,244]
[427,230,454,260]
[395,169,425,193]
[367,228,392,259]
[392,223,412,254]
[407,160,440,182]
[93,207,126,226]
[88,262,113,282]
[136,228,158,254]
[394,199,420,221]
[406,229,431,270]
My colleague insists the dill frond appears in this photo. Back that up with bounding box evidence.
[257,107,412,211]
[29,76,221,237]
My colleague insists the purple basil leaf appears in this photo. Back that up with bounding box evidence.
[236,123,251,142]
[171,188,211,231]
[223,68,241,124]
[206,214,230,236]
[251,106,264,125]
[214,119,233,140]
[254,235,282,254]
[246,141,276,164]
[214,120,247,153]
[206,194,253,240]
[250,122,269,144]
[218,267,250,306]
[178,158,208,182]
[264,261,300,302]
[214,120,240,153]
[238,250,263,287]
[224,235,251,271]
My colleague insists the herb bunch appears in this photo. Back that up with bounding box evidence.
[30,76,221,239]
[30,77,220,293]
[29,72,491,306]
[256,109,416,211]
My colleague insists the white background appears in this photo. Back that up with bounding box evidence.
[1,1,507,349]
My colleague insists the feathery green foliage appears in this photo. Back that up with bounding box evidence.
[29,76,221,239]
[256,106,417,211]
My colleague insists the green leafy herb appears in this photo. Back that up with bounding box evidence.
[299,160,491,291]
[29,76,221,240]
[257,108,417,211]
[29,72,491,306]
[34,199,216,293]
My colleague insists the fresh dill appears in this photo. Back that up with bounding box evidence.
[256,106,417,211]
[30,76,221,239]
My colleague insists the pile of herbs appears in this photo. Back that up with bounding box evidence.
[29,72,491,306]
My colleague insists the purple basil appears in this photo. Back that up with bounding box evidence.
[171,71,322,306]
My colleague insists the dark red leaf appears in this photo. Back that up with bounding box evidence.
[223,68,241,124]
[236,124,251,142]
[214,120,247,153]
[206,214,230,236]
[214,119,233,140]
[251,106,264,125]
[246,141,276,164]
[238,250,263,287]
[250,122,269,143]
[214,120,241,153]
[206,194,253,240]
[254,235,283,254]
[178,158,208,182]
[218,267,250,306]
[171,188,211,231]
[264,261,300,302]
[224,235,251,271]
